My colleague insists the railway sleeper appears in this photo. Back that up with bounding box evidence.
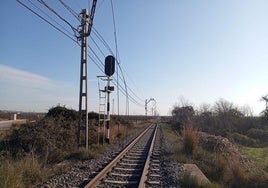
[106,174,140,182]
[127,153,147,157]
[118,162,144,167]
[146,180,161,185]
[150,163,160,167]
[124,155,146,160]
[121,158,143,163]
[109,172,140,177]
[150,168,160,172]
[150,159,160,163]
[113,167,143,172]
[103,179,138,185]
[148,174,161,177]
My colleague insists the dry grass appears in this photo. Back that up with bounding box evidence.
[0,154,47,188]
[68,146,101,161]
[110,123,126,140]
[222,159,248,188]
[182,125,199,156]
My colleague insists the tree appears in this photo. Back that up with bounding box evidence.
[171,104,195,132]
[213,99,244,133]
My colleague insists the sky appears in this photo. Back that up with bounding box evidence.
[1,0,268,116]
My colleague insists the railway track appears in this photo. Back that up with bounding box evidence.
[84,123,161,188]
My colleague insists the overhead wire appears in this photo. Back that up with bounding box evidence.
[86,50,143,107]
[17,0,78,44]
[26,0,75,38]
[87,41,144,107]
[91,27,144,103]
[58,0,80,21]
[37,0,78,34]
[91,27,145,105]
[17,0,145,110]
[90,36,106,58]
[110,0,122,115]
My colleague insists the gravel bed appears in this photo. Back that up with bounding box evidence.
[159,124,183,188]
[38,127,145,188]
[98,125,155,187]
[38,124,183,188]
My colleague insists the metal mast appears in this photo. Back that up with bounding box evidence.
[78,9,89,149]
[145,98,155,117]
[262,95,268,110]
[77,0,97,149]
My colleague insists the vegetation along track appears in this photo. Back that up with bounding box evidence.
[85,123,161,188]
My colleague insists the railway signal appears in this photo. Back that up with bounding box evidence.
[104,55,115,143]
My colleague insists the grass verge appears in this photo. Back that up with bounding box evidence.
[162,123,268,188]
[0,155,48,188]
[240,146,268,173]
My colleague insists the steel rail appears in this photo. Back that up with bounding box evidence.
[84,125,153,188]
[138,123,158,188]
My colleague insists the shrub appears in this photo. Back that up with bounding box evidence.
[0,155,46,188]
[182,125,199,156]
[68,147,99,161]
[7,106,78,163]
[200,153,226,182]
[180,172,217,188]
[229,133,258,147]
[223,159,248,188]
[21,155,44,187]
[110,124,125,140]
[247,128,268,143]
[0,160,22,188]
[180,172,199,188]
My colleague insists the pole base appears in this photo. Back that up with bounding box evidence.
[105,138,110,144]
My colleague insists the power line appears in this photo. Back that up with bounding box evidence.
[58,0,80,21]
[37,0,78,34]
[26,0,75,38]
[91,27,145,104]
[17,0,145,110]
[17,0,78,44]
[90,36,106,58]
[87,42,144,107]
[110,0,123,115]
[86,50,143,107]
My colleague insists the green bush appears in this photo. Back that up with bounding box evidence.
[180,172,199,188]
[247,128,268,143]
[7,106,78,164]
[229,133,258,147]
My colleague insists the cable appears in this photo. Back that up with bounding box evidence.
[87,50,143,107]
[87,42,144,107]
[91,27,145,104]
[92,28,114,55]
[90,31,143,106]
[89,36,106,58]
[17,0,78,44]
[58,0,80,21]
[17,0,145,110]
[26,0,75,38]
[37,0,78,33]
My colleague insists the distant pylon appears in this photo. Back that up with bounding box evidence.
[262,95,268,110]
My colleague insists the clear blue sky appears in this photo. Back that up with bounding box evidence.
[1,0,268,115]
